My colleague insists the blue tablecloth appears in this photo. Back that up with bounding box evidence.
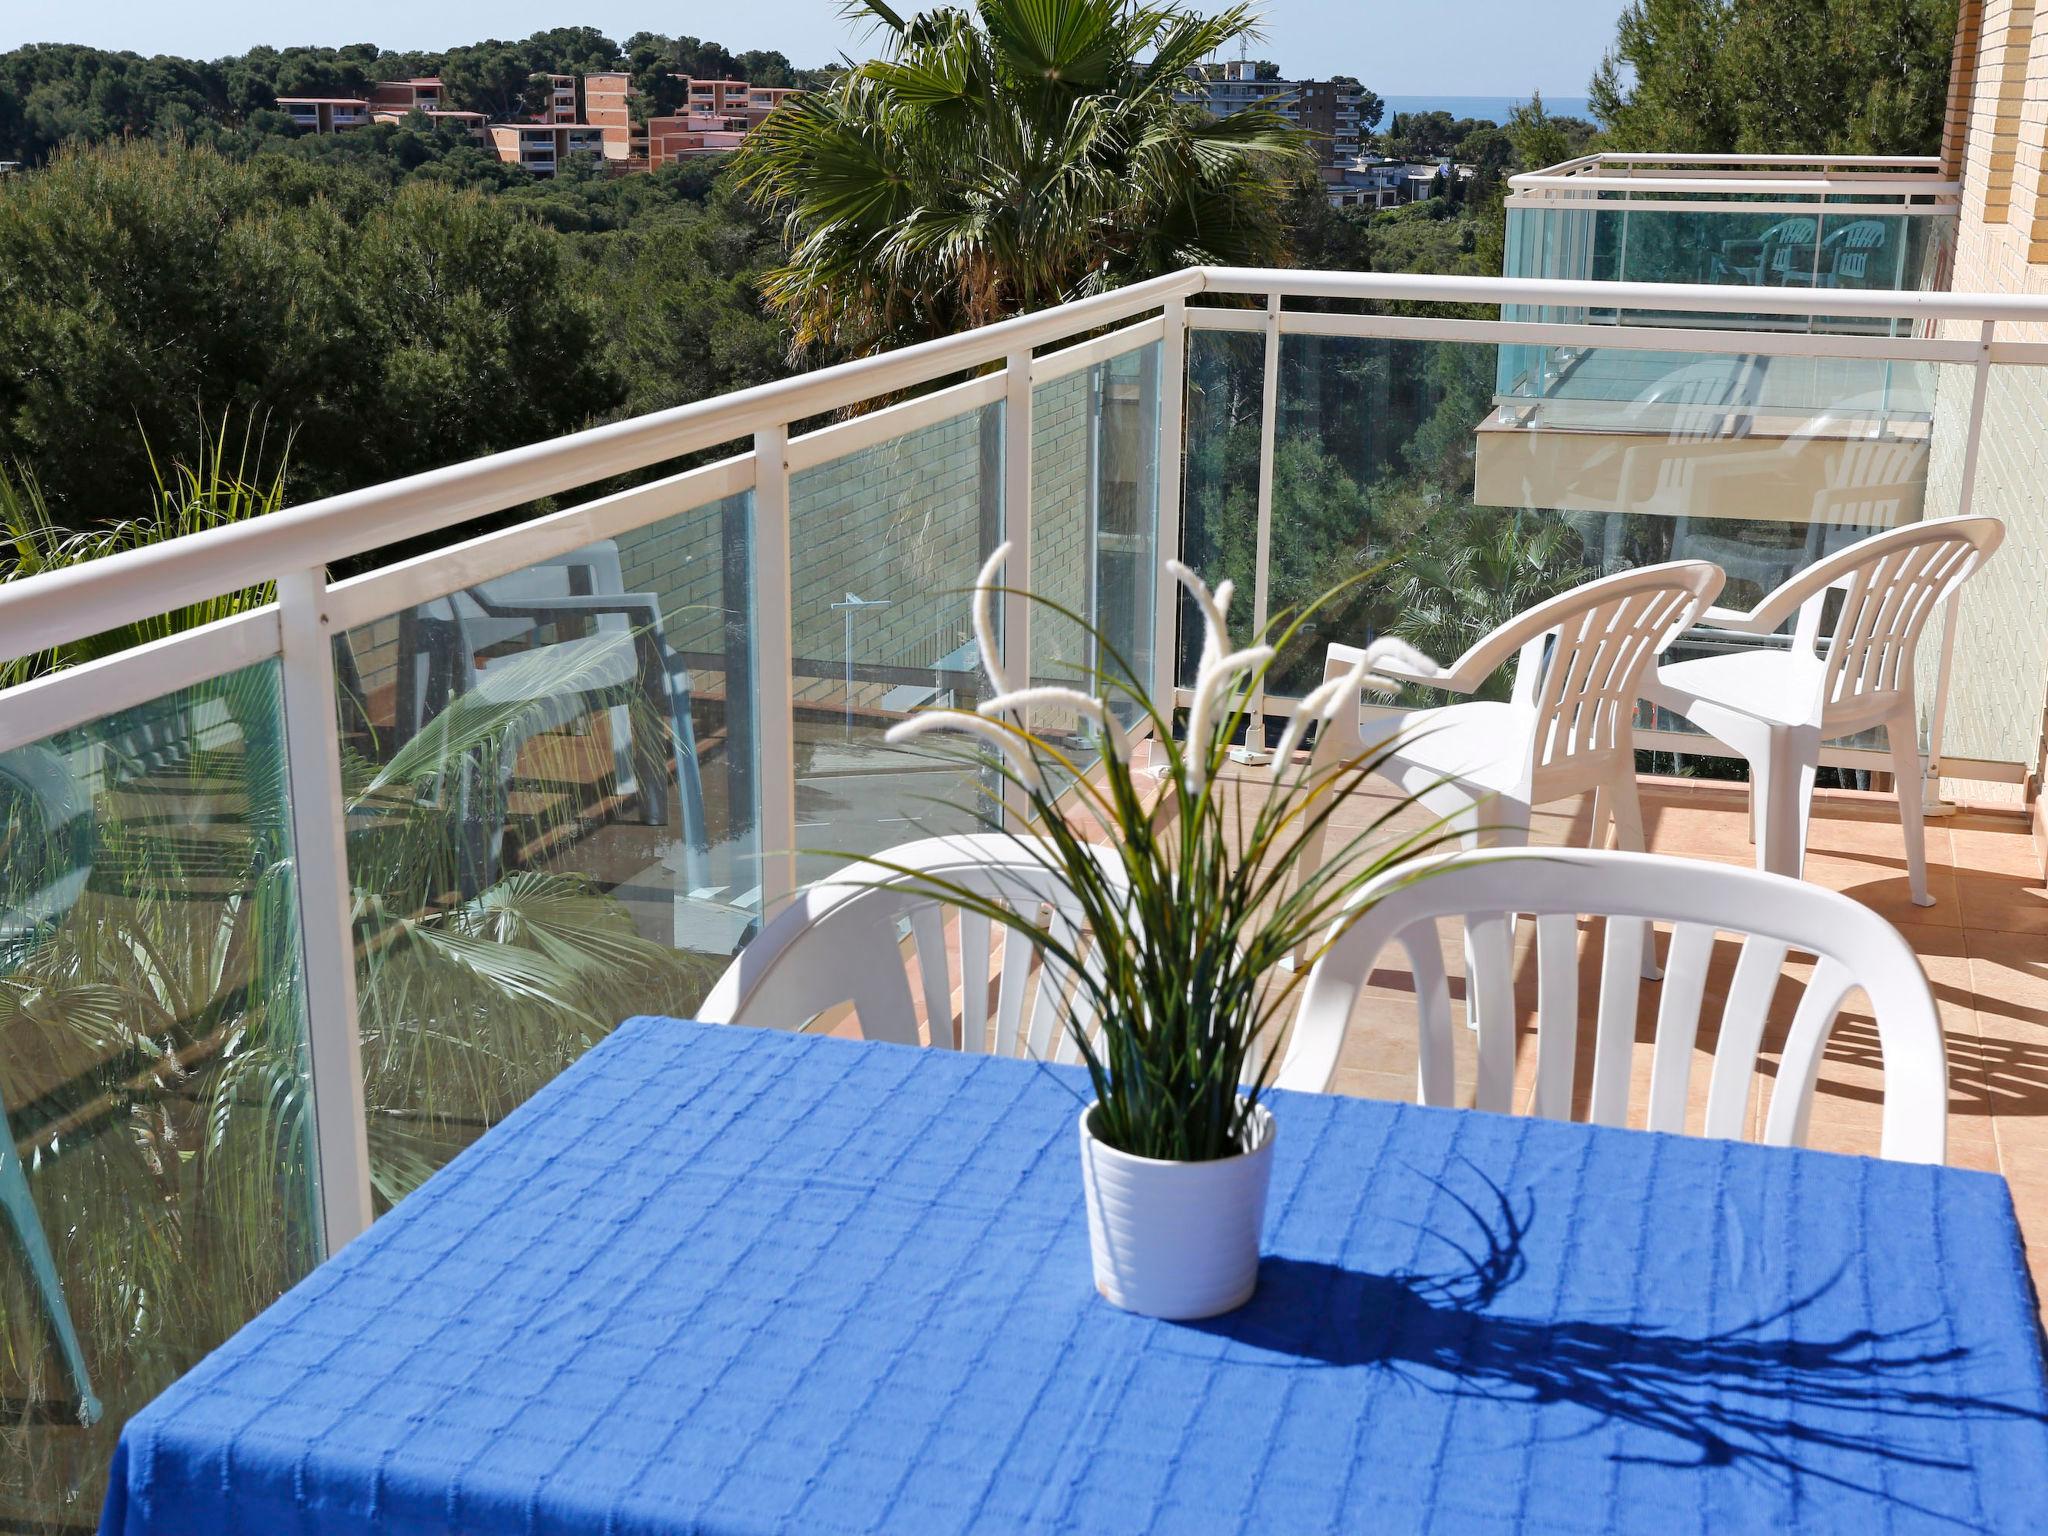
[101,1017,2048,1534]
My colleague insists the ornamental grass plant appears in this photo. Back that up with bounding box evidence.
[880,545,1462,1163]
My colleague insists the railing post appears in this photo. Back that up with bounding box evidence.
[1153,296,1187,717]
[1003,348,1034,823]
[752,424,799,913]
[1921,317,1997,812]
[275,567,373,1252]
[1245,290,1283,750]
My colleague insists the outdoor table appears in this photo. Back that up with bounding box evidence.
[100,1016,2048,1534]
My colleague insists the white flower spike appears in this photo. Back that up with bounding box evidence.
[885,711,1041,794]
[971,542,1019,700]
[1270,653,1370,772]
[979,686,1128,763]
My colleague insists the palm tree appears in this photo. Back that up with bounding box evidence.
[734,0,1314,358]
[1387,508,1610,701]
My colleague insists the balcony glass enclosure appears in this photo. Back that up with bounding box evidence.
[0,264,2036,1525]
[1499,154,1960,434]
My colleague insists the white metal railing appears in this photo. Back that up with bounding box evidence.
[1509,151,1960,206]
[6,264,2048,1257]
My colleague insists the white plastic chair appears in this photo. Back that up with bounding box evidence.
[1278,847,1947,1164]
[700,834,1128,1061]
[1300,560,1724,878]
[1641,516,2003,907]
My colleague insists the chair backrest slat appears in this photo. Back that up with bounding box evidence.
[958,910,991,1053]
[1591,915,1647,1127]
[1283,848,1946,1163]
[1466,913,1518,1114]
[994,919,1035,1056]
[1647,922,1717,1134]
[1532,914,1581,1119]
[1029,907,1082,1063]
[1407,924,1457,1110]
[1762,957,1858,1148]
[1701,936,1791,1139]
[907,905,952,1048]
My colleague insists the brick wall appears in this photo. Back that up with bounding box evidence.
[1924,0,2048,776]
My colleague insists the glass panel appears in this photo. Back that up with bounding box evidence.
[0,661,319,1523]
[787,403,1004,880]
[1031,342,1164,743]
[1918,360,2048,766]
[1244,332,1938,765]
[1503,201,1957,338]
[1178,327,1266,688]
[334,489,760,1210]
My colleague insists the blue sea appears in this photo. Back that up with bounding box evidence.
[1379,94,1595,126]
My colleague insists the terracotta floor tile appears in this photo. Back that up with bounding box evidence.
[1955,872,2048,937]
[1946,1132,2004,1174]
[1952,825,2046,879]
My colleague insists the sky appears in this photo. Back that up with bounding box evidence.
[3,1,1627,98]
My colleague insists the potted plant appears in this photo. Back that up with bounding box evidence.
[881,545,1454,1320]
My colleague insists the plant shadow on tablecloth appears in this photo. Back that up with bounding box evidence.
[1190,1158,2048,1514]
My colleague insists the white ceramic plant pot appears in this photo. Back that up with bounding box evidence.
[1077,1101,1276,1321]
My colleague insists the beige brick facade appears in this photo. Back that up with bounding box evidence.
[1925,0,2048,780]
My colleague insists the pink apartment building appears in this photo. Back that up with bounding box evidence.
[283,70,797,174]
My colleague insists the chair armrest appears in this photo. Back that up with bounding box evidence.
[1696,603,1782,635]
[464,590,666,629]
[464,592,690,704]
[1326,638,1463,693]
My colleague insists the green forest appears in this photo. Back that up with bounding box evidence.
[0,51,1584,537]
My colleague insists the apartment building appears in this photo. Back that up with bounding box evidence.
[646,116,749,166]
[540,73,579,124]
[681,79,799,127]
[1177,60,1366,171]
[367,77,445,114]
[277,69,797,174]
[359,77,483,134]
[275,97,371,133]
[279,77,480,138]
[1323,157,1447,209]
[643,79,801,167]
[583,70,637,162]
[1296,77,1366,166]
[488,122,607,176]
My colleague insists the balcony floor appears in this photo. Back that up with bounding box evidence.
[1204,764,2048,1303]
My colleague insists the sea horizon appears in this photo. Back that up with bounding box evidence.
[1379,93,1595,126]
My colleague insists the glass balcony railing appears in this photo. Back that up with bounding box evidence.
[3,264,2044,1522]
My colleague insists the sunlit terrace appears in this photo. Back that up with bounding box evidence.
[6,263,2048,1523]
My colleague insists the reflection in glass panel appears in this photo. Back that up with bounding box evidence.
[1251,333,1934,765]
[1032,342,1163,746]
[0,662,318,1524]
[1179,327,1265,689]
[334,490,759,1210]
[1504,202,1953,312]
[787,403,1004,882]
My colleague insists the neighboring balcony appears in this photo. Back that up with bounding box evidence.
[1481,153,1964,589]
